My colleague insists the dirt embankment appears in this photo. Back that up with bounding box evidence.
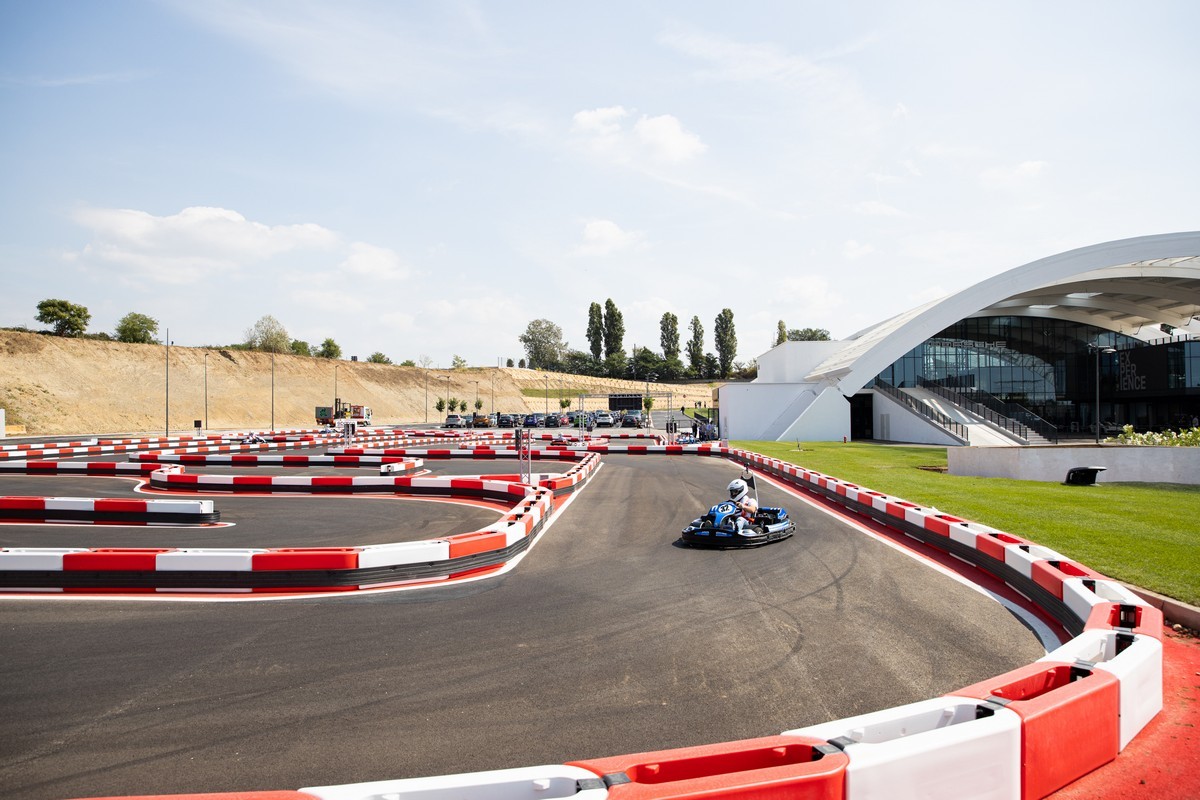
[0,331,718,435]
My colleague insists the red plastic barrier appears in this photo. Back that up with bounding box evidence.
[949,661,1119,800]
[975,531,1030,561]
[1031,559,1102,600]
[1085,602,1165,640]
[568,735,847,799]
[93,499,153,515]
[64,548,173,570]
[0,496,47,510]
[447,530,511,558]
[252,548,361,571]
[923,513,966,537]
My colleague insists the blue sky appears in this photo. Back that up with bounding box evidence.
[1,1,1197,368]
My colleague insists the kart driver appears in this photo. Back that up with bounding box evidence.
[727,477,758,535]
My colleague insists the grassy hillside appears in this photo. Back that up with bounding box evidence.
[0,331,716,435]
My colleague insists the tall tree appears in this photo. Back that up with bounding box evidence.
[788,327,832,341]
[714,308,737,378]
[686,315,705,375]
[36,298,91,337]
[317,338,342,359]
[519,318,567,370]
[290,339,312,356]
[366,352,392,364]
[244,315,290,353]
[114,312,159,344]
[660,312,680,361]
[775,320,787,346]
[602,298,624,360]
[586,302,604,361]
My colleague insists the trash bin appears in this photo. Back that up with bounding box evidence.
[1064,466,1106,486]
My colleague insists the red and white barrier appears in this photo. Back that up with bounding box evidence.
[948,662,1120,799]
[1037,629,1163,751]
[0,495,217,524]
[302,764,609,800]
[784,697,1022,800]
[568,735,848,799]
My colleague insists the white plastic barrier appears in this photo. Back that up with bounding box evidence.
[0,547,89,570]
[1037,629,1164,750]
[357,540,451,569]
[1062,577,1148,625]
[155,548,265,571]
[784,697,1022,800]
[1004,543,1067,580]
[302,764,608,800]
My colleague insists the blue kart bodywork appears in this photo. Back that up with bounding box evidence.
[680,500,795,548]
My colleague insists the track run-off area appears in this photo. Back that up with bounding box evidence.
[0,427,1181,800]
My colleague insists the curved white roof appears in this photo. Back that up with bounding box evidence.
[807,232,1200,395]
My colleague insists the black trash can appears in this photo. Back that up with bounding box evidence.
[1064,466,1107,486]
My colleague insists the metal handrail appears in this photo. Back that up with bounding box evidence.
[873,379,968,442]
[933,381,1059,444]
[918,379,1029,442]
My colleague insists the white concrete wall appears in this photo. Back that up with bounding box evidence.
[873,391,963,446]
[719,382,818,440]
[777,387,850,442]
[948,445,1200,484]
[756,340,848,383]
[0,408,5,438]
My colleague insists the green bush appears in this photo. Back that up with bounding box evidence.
[1108,424,1200,446]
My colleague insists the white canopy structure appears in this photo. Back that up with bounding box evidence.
[720,232,1200,443]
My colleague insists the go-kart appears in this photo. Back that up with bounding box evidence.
[680,498,795,548]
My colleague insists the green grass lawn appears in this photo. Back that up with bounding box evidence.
[733,440,1200,607]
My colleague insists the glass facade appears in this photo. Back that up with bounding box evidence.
[872,316,1200,435]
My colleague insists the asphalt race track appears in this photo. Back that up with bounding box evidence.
[0,452,1048,800]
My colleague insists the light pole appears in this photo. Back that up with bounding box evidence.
[544,373,549,417]
[490,371,495,416]
[445,372,451,415]
[334,363,340,405]
[164,328,170,436]
[1090,343,1117,444]
[472,380,479,416]
[203,351,209,431]
[645,372,656,428]
[271,353,276,433]
[424,368,429,424]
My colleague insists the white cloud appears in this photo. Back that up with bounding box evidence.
[980,160,1047,191]
[572,106,628,136]
[633,114,706,163]
[571,106,705,167]
[843,240,876,260]
[69,206,338,283]
[338,243,410,281]
[574,220,646,257]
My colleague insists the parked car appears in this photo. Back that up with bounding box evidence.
[543,413,560,428]
[595,411,615,427]
[443,414,466,428]
[523,414,542,427]
[498,414,515,428]
[472,413,490,428]
[622,411,644,428]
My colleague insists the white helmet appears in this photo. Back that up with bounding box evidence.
[728,478,748,503]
